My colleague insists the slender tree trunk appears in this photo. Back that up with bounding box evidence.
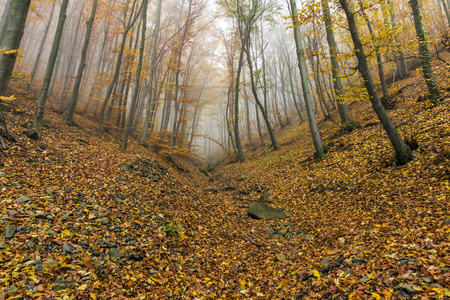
[359,1,389,99]
[141,0,162,143]
[288,0,325,157]
[65,0,98,125]
[30,1,56,85]
[169,0,192,158]
[386,0,409,80]
[409,0,441,102]
[0,0,13,44]
[340,0,413,165]
[233,46,246,161]
[0,0,31,95]
[442,0,450,28]
[33,0,69,130]
[321,0,354,125]
[98,0,140,131]
[122,0,147,150]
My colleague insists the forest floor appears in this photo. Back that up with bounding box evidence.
[1,61,450,300]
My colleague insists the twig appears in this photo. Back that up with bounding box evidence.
[242,233,261,247]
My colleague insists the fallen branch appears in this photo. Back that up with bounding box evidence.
[242,233,261,247]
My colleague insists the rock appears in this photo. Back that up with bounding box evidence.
[110,248,124,258]
[48,230,57,236]
[320,257,332,267]
[430,283,443,289]
[353,257,365,264]
[247,202,286,220]
[101,218,109,225]
[284,210,293,216]
[1,214,8,220]
[401,283,416,294]
[360,276,372,284]
[15,195,31,204]
[422,277,432,283]
[0,242,10,249]
[27,240,36,248]
[260,192,272,201]
[33,212,48,219]
[7,284,17,293]
[62,243,72,254]
[444,218,450,225]
[94,263,106,272]
[61,214,69,222]
[5,225,16,239]
[0,171,4,176]
[276,253,286,262]
[24,129,39,140]
[43,259,58,266]
[53,279,70,291]
[266,228,276,235]
[46,187,54,195]
[34,264,43,272]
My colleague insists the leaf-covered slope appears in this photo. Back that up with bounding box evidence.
[1,72,450,300]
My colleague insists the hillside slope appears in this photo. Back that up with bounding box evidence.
[0,66,449,300]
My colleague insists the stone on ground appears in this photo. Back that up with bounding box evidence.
[247,202,286,220]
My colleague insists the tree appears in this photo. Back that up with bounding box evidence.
[65,0,99,125]
[34,0,70,130]
[287,0,325,158]
[98,0,141,131]
[339,0,414,165]
[29,1,56,85]
[386,0,409,80]
[0,0,13,44]
[409,0,441,102]
[141,0,163,144]
[122,0,148,150]
[0,0,32,95]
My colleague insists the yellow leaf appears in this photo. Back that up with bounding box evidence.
[371,292,381,300]
[90,293,97,300]
[312,269,321,278]
[239,278,246,287]
[62,230,71,236]
[78,284,88,291]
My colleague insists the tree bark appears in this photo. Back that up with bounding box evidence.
[65,0,98,125]
[339,0,413,165]
[0,0,31,95]
[409,0,441,102]
[141,0,162,144]
[122,0,148,150]
[33,0,69,130]
[30,1,56,85]
[288,0,325,157]
[321,0,354,125]
[0,0,13,44]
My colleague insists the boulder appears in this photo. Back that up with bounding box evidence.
[247,202,286,220]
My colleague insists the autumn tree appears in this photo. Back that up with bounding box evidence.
[0,0,31,95]
[287,0,325,158]
[34,0,70,130]
[409,0,441,103]
[339,0,414,165]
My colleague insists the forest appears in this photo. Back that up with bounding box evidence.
[0,0,449,299]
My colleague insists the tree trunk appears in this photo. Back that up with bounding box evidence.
[321,0,354,125]
[141,0,162,144]
[442,0,450,28]
[0,0,13,44]
[0,0,31,95]
[30,1,56,85]
[409,0,441,102]
[98,0,140,131]
[288,0,325,157]
[340,0,413,165]
[233,46,246,161]
[122,0,147,150]
[359,0,389,99]
[386,0,409,80]
[33,0,69,130]
[65,0,98,125]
